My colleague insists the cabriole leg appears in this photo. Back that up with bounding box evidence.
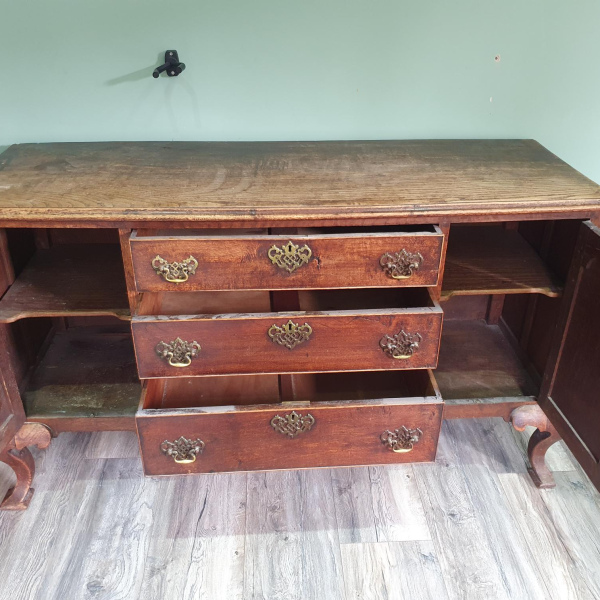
[0,423,53,510]
[510,405,560,489]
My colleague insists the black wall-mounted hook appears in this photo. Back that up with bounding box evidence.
[153,50,186,78]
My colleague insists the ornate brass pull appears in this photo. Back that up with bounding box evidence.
[152,255,199,283]
[381,427,422,453]
[379,250,423,279]
[268,241,312,273]
[271,411,315,437]
[380,330,422,359]
[268,320,313,350]
[156,337,201,367]
[161,436,205,463]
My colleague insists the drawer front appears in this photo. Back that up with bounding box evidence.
[130,230,443,291]
[132,309,443,377]
[137,399,443,475]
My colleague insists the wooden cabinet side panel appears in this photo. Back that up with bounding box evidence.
[538,221,600,488]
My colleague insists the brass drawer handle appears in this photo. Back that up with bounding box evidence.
[379,250,423,279]
[268,320,313,350]
[161,436,205,463]
[268,241,312,273]
[271,411,315,437]
[381,427,422,453]
[380,330,422,359]
[152,254,199,283]
[156,337,201,367]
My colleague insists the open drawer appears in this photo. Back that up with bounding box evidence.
[129,226,444,291]
[136,370,443,475]
[131,288,443,377]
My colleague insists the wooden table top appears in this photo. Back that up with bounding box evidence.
[0,140,598,226]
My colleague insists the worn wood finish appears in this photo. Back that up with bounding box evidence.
[133,289,443,377]
[0,244,130,323]
[538,221,600,490]
[1,140,599,227]
[441,225,564,299]
[137,377,443,475]
[130,228,443,291]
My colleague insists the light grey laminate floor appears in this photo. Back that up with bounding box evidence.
[0,418,599,600]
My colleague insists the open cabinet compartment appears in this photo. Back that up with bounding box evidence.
[136,369,443,475]
[9,317,140,431]
[0,228,139,431]
[438,220,582,417]
[0,228,130,323]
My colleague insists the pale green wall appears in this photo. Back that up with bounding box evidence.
[1,0,599,184]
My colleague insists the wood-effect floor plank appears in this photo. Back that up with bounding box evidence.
[498,472,596,600]
[331,467,377,544]
[369,464,431,542]
[141,472,246,600]
[413,424,511,600]
[85,431,140,460]
[444,418,528,475]
[244,469,345,600]
[341,541,449,600]
[540,470,600,599]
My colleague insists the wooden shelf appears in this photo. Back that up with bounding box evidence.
[441,226,563,300]
[23,327,140,431]
[435,319,539,402]
[0,244,130,323]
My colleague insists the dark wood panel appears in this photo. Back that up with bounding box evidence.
[539,221,600,489]
[137,394,443,475]
[0,244,130,323]
[132,308,443,377]
[1,140,598,225]
[441,225,563,299]
[130,229,443,291]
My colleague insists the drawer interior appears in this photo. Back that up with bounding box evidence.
[133,225,438,238]
[136,287,437,316]
[140,369,440,411]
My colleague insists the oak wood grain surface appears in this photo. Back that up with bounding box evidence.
[1,140,599,226]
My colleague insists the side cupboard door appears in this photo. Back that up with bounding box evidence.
[0,339,25,451]
[539,220,600,490]
[0,230,24,451]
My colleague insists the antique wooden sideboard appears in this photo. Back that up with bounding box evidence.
[0,139,599,510]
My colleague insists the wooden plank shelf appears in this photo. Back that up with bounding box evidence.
[440,226,564,300]
[23,327,140,432]
[0,244,130,323]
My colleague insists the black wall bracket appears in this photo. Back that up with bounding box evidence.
[153,50,186,78]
